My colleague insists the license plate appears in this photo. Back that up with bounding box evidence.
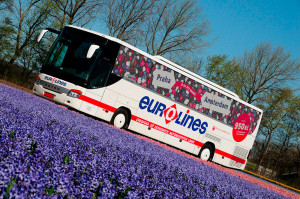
[44,92,55,99]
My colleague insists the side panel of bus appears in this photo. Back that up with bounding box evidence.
[104,45,262,169]
[111,45,262,138]
[101,79,251,169]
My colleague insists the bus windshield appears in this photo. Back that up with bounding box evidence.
[46,36,100,84]
[40,27,111,87]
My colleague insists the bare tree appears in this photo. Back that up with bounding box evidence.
[273,130,299,178]
[19,43,40,82]
[0,0,13,12]
[48,0,102,30]
[102,0,157,43]
[145,0,210,60]
[235,42,300,104]
[3,0,51,77]
[100,0,210,65]
[17,33,50,83]
[184,56,204,74]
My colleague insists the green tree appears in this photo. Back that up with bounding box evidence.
[0,17,15,77]
[273,95,300,178]
[0,17,15,60]
[255,88,297,169]
[203,55,240,92]
[200,43,299,104]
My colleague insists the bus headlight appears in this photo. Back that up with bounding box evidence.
[68,89,82,98]
[35,76,41,85]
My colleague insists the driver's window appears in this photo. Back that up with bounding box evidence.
[48,42,69,67]
[88,59,113,88]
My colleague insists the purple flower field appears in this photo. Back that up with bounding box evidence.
[0,84,289,198]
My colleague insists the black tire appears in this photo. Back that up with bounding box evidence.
[110,109,129,129]
[199,143,214,162]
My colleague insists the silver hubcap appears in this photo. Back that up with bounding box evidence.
[114,114,126,128]
[200,148,211,161]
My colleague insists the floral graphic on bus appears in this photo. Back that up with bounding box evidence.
[112,46,261,134]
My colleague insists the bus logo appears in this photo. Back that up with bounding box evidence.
[44,76,67,86]
[163,104,178,124]
[139,96,208,134]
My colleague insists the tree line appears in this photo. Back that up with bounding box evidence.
[0,0,299,188]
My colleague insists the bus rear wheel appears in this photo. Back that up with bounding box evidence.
[199,143,214,161]
[110,109,129,129]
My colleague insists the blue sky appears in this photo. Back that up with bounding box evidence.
[199,0,300,60]
[90,0,299,89]
[91,0,299,60]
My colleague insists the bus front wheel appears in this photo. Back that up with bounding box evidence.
[110,109,129,129]
[199,143,214,161]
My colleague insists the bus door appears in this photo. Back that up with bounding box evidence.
[79,57,114,117]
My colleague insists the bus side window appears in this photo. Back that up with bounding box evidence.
[88,59,113,88]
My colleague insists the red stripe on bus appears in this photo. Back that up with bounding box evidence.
[44,92,55,99]
[78,95,117,112]
[215,149,246,164]
[132,115,203,147]
[132,115,245,164]
[78,95,246,164]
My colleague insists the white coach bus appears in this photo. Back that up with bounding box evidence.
[33,25,263,170]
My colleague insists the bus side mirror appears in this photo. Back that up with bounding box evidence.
[37,29,48,42]
[37,28,60,42]
[87,45,100,59]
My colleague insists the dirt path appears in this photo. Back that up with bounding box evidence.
[0,79,32,93]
